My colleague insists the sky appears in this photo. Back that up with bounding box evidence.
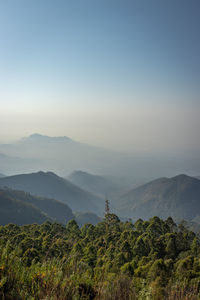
[0,0,200,155]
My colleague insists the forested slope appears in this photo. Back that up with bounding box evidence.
[0,188,74,225]
[0,215,200,299]
[119,174,200,222]
[0,189,50,225]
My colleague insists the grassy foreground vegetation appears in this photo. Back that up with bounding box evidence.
[0,214,200,299]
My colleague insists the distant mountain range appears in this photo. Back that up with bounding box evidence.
[68,170,142,208]
[118,174,200,223]
[0,173,5,178]
[0,171,104,215]
[0,133,128,177]
[1,133,199,180]
[1,170,200,227]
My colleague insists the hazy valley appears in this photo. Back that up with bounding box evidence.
[1,135,200,300]
[1,135,200,228]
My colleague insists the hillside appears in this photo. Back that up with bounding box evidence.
[0,171,104,214]
[0,189,50,225]
[118,174,200,222]
[68,170,147,206]
[1,188,74,224]
[68,170,120,198]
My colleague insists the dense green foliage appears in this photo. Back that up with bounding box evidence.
[1,215,200,299]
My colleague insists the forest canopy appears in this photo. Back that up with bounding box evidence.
[0,214,200,299]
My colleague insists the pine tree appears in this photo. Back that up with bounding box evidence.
[105,199,110,216]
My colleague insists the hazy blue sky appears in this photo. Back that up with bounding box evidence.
[0,0,199,154]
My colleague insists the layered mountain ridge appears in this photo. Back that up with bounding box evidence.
[0,171,104,215]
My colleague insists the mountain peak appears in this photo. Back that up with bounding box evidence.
[171,174,194,182]
[22,133,73,142]
[173,174,189,179]
[29,133,44,138]
[71,170,91,176]
[34,171,60,178]
[119,173,200,222]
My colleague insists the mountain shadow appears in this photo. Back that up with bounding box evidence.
[0,188,51,225]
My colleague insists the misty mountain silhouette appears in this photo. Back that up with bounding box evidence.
[118,174,200,222]
[1,133,194,180]
[0,171,104,214]
[21,133,73,143]
[68,170,120,198]
[1,133,199,181]
[0,134,128,176]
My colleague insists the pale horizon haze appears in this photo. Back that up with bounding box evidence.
[0,0,200,156]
